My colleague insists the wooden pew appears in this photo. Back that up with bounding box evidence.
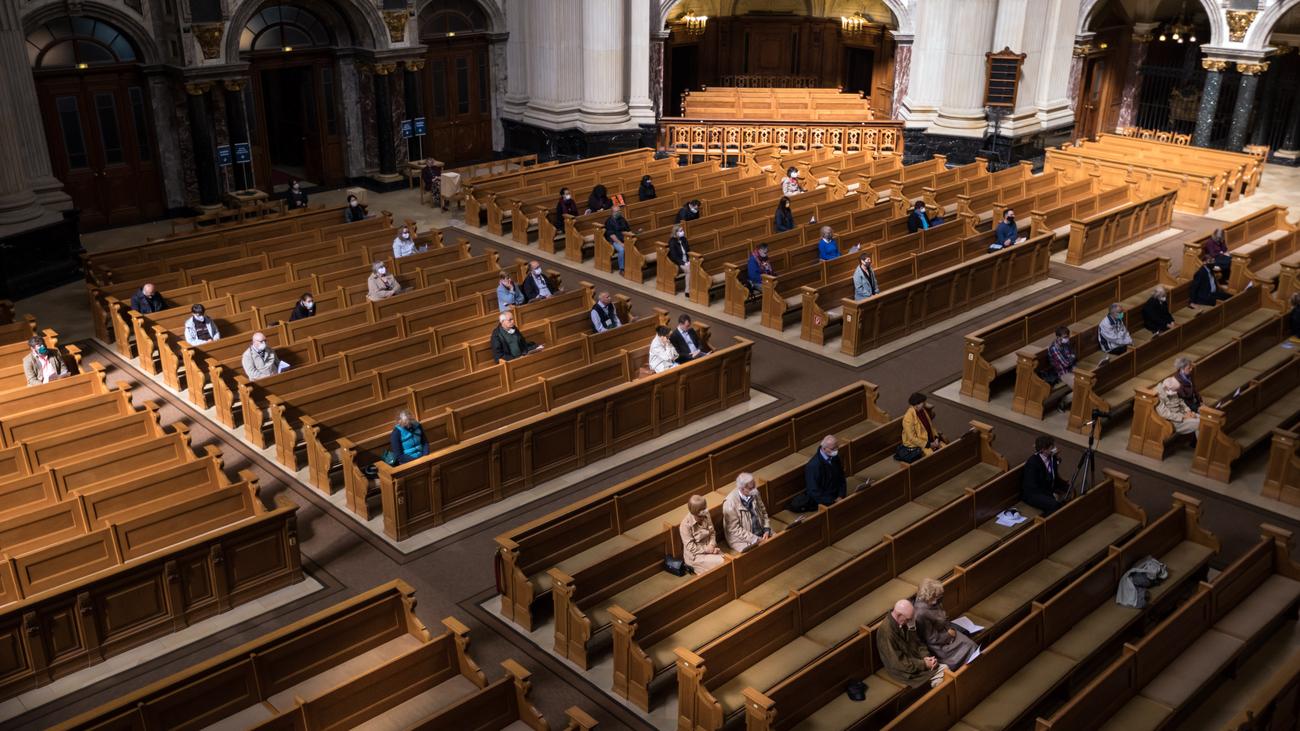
[1044,145,1225,214]
[1062,187,1178,266]
[0,385,139,448]
[1178,206,1295,289]
[1190,355,1300,481]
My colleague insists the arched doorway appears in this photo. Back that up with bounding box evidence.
[418,0,494,165]
[27,16,164,231]
[240,2,355,190]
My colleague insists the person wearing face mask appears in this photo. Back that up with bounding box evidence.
[781,166,804,196]
[795,435,846,511]
[675,199,701,224]
[638,175,657,202]
[879,599,947,688]
[1141,286,1174,334]
[1174,356,1202,413]
[900,392,945,462]
[1097,303,1134,355]
[392,226,425,259]
[497,271,525,312]
[366,261,403,301]
[604,207,631,275]
[773,196,795,233]
[679,495,725,574]
[585,184,612,215]
[242,332,281,381]
[286,180,308,210]
[722,472,772,552]
[184,304,220,345]
[667,225,692,298]
[555,187,579,227]
[420,157,442,205]
[389,410,429,465]
[1156,376,1200,440]
[344,194,367,223]
[853,253,880,300]
[648,325,678,373]
[1202,228,1231,283]
[521,260,555,302]
[817,225,856,261]
[1191,253,1231,306]
[289,293,316,321]
[490,311,541,362]
[745,243,774,299]
[913,579,978,668]
[990,208,1020,251]
[22,336,69,385]
[1047,326,1077,412]
[1021,435,1068,516]
[907,200,932,233]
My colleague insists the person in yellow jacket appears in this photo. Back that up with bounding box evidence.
[900,392,946,461]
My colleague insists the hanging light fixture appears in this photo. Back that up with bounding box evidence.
[841,12,868,36]
[1158,1,1197,44]
[682,9,708,36]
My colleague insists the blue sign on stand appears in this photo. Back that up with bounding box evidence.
[217,145,232,166]
[400,119,413,139]
[413,117,426,136]
[234,142,251,164]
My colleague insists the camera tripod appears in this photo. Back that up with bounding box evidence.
[1068,408,1107,499]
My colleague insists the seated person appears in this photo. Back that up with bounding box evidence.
[344,194,367,222]
[794,435,846,511]
[604,207,631,275]
[585,184,612,215]
[1047,326,1077,412]
[854,254,880,300]
[289,292,316,321]
[286,180,308,209]
[1290,293,1300,341]
[130,282,166,314]
[667,225,691,297]
[1022,435,1068,516]
[669,314,710,363]
[648,325,678,373]
[555,187,579,225]
[1097,303,1133,355]
[899,392,945,462]
[421,157,442,201]
[496,271,525,311]
[745,243,774,299]
[722,472,772,552]
[907,200,935,233]
[878,599,948,689]
[1203,228,1231,282]
[590,291,622,333]
[773,196,795,233]
[521,260,556,302]
[366,261,403,301]
[1157,376,1200,438]
[815,226,858,261]
[675,199,701,223]
[389,410,428,465]
[679,495,725,574]
[1174,356,1202,412]
[241,332,282,381]
[638,174,657,201]
[392,225,424,259]
[1190,254,1230,306]
[184,303,220,345]
[490,311,541,363]
[22,337,68,385]
[1141,286,1174,334]
[914,578,978,667]
[781,166,804,196]
[989,208,1020,251]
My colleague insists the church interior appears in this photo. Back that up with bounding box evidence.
[7,0,1300,729]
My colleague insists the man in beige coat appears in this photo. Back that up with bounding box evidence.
[722,472,773,552]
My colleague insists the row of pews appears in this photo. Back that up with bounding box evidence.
[681,86,878,121]
[0,313,304,703]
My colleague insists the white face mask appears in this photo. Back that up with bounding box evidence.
[350,200,358,207]
[533,267,543,275]
[377,267,387,276]
[827,448,838,458]
[193,315,204,322]
[254,342,266,352]
[563,194,572,200]
[402,233,410,240]
[303,301,314,310]
[789,171,798,179]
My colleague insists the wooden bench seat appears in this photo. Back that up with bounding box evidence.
[1192,354,1300,481]
[1175,621,1300,731]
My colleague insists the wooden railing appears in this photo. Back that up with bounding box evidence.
[715,75,820,88]
[658,119,904,160]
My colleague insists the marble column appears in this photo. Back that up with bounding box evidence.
[579,0,629,126]
[1280,76,1300,152]
[403,66,419,163]
[374,66,397,175]
[1066,49,1085,115]
[523,0,583,128]
[1116,26,1157,128]
[930,0,999,138]
[146,70,185,210]
[185,83,220,206]
[502,0,529,118]
[223,79,252,191]
[891,35,913,121]
[488,34,508,151]
[626,0,654,127]
[1227,62,1267,151]
[1192,59,1227,147]
[1249,64,1278,146]
[0,1,70,212]
[337,53,366,178]
[650,31,668,121]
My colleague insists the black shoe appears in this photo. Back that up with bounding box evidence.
[1058,401,1071,413]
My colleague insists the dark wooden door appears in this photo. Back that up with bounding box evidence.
[423,40,492,165]
[248,53,344,191]
[35,68,162,230]
[1076,56,1108,140]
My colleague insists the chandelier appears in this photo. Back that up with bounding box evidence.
[841,12,868,35]
[1158,2,1198,43]
[682,9,708,36]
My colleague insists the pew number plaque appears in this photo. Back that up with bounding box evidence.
[984,48,1027,109]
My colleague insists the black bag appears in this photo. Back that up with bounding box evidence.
[1037,367,1060,385]
[789,492,818,513]
[894,444,924,463]
[846,680,867,702]
[664,555,688,576]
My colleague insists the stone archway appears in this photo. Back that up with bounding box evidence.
[1243,0,1300,50]
[1077,0,1226,47]
[223,0,385,60]
[657,0,913,33]
[21,0,161,64]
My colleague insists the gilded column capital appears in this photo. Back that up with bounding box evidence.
[382,10,409,43]
[1201,58,1229,73]
[222,78,247,92]
[184,81,213,96]
[1072,44,1091,58]
[1236,61,1269,76]
[1273,42,1295,56]
[1131,33,1154,44]
[1227,10,1257,43]
[404,58,425,72]
[373,62,398,76]
[192,22,224,61]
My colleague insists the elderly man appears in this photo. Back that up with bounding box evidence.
[242,332,281,381]
[878,599,947,688]
[1174,356,1202,413]
[795,435,847,511]
[1098,303,1134,355]
[22,337,68,385]
[130,282,166,314]
[490,311,541,363]
[722,472,773,552]
[590,291,622,333]
[521,260,555,302]
[366,261,402,301]
[1141,286,1175,334]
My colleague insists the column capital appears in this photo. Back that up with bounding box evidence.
[1273,41,1295,56]
[222,78,249,92]
[1237,61,1270,76]
[193,23,224,61]
[185,81,213,96]
[382,10,409,44]
[403,59,425,72]
[1227,10,1258,43]
[1202,58,1230,73]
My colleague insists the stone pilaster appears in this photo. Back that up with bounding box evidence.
[891,34,913,121]
[522,0,584,128]
[651,31,668,120]
[146,69,186,210]
[1193,59,1227,147]
[1116,24,1158,128]
[337,51,367,178]
[184,83,220,207]
[1227,62,1267,151]
[627,0,654,127]
[372,65,397,176]
[502,0,529,117]
[223,79,253,191]
[579,0,629,127]
[0,1,69,212]
[929,0,999,138]
[1250,63,1278,147]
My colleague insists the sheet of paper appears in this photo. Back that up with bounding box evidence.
[952,616,984,634]
[966,645,981,664]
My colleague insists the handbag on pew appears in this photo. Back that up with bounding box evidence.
[894,445,924,464]
[663,555,688,576]
[846,680,868,701]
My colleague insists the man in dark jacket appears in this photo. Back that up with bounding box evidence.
[676,199,701,223]
[520,260,556,302]
[797,435,847,511]
[289,293,316,321]
[604,207,632,274]
[490,311,540,363]
[1190,254,1231,306]
[1022,435,1068,515]
[669,314,710,363]
[1140,286,1174,334]
[130,282,166,314]
[990,208,1019,251]
[286,180,308,209]
[906,200,933,233]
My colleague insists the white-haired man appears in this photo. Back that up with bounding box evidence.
[722,472,773,551]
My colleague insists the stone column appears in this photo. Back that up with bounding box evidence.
[1192,58,1227,147]
[0,1,70,212]
[1116,24,1159,128]
[223,79,252,191]
[0,85,57,232]
[579,0,629,127]
[1250,62,1279,146]
[891,34,914,121]
[403,65,420,163]
[523,0,583,128]
[651,30,668,120]
[185,83,220,207]
[1279,75,1300,153]
[627,0,654,127]
[929,0,999,139]
[146,69,186,210]
[373,65,397,176]
[1067,34,1095,116]
[488,34,508,152]
[502,0,529,118]
[338,52,366,178]
[1228,62,1267,151]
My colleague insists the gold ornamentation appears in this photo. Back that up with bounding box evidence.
[193,22,224,60]
[184,82,212,96]
[404,58,425,72]
[222,79,246,92]
[1201,58,1228,72]
[382,10,408,43]
[1236,61,1270,76]
[373,62,397,76]
[1072,44,1092,57]
[1273,42,1295,56]
[1227,10,1257,43]
[1132,33,1154,44]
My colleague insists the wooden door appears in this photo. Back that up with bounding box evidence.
[424,40,492,165]
[35,69,162,230]
[1076,56,1108,140]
